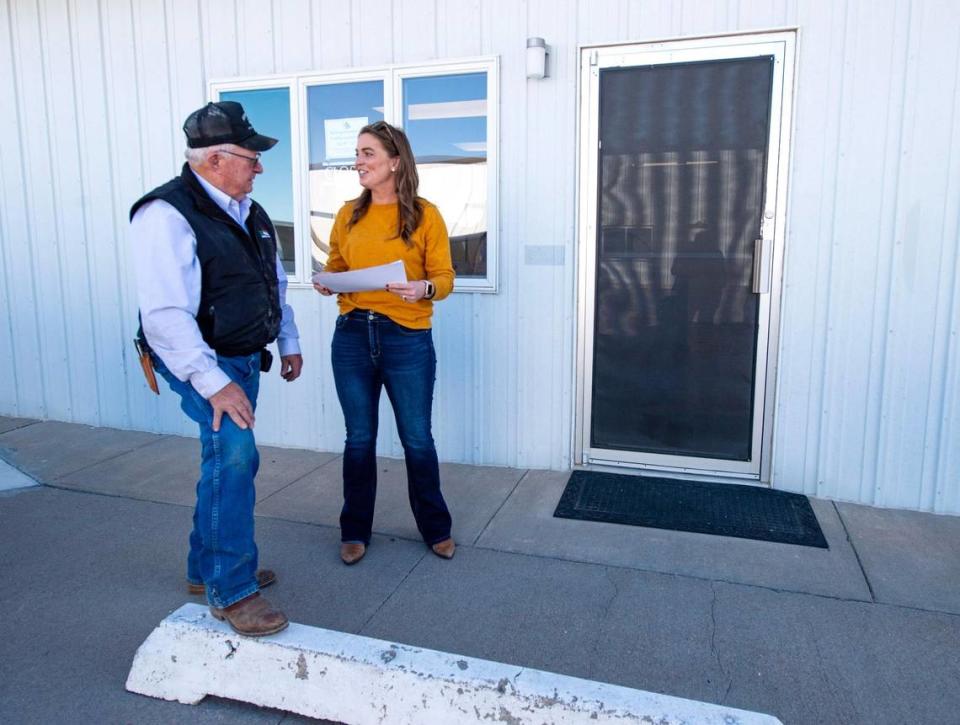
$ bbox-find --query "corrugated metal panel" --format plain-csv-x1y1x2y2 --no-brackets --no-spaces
874,0,960,513
772,0,960,513
0,0,32,417
0,0,958,513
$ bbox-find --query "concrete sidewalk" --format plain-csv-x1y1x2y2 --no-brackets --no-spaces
1,415,958,724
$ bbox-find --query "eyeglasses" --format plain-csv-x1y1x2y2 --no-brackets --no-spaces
219,149,262,167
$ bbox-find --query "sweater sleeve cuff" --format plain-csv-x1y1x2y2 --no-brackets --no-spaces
190,367,232,400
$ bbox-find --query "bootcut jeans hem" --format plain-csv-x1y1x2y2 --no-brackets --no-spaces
208,581,260,609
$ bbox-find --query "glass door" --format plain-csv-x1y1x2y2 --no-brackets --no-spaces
577,34,795,479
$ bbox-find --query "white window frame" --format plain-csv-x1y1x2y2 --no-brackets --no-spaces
210,55,499,293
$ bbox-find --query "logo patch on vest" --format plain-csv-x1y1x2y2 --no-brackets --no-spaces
259,230,271,239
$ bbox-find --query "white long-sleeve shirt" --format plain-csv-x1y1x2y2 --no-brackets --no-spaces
132,168,300,399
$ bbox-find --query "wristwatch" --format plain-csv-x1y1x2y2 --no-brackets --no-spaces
423,280,436,300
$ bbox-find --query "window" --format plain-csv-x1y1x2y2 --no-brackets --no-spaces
211,57,498,291
401,72,489,279
217,85,296,274
305,79,384,273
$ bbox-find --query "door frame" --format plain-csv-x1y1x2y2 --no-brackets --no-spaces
573,29,798,482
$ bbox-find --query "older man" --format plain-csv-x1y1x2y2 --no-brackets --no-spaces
131,101,302,636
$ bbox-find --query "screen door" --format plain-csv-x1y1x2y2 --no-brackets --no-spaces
577,33,795,479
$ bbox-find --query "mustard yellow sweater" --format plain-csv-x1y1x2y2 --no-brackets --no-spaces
325,199,455,329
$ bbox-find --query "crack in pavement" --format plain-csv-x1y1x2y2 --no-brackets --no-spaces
709,581,733,704
586,567,622,679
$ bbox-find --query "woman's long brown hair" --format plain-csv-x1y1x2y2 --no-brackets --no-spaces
348,121,422,246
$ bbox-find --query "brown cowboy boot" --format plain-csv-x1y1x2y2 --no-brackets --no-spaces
210,593,288,637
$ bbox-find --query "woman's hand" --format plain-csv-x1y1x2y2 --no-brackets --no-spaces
313,283,334,296
385,280,427,303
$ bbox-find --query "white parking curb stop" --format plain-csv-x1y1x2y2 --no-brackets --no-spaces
126,603,782,724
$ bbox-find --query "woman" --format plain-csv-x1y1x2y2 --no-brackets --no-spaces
314,121,456,565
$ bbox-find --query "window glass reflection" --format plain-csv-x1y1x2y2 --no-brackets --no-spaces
220,88,295,273
402,72,487,278
307,81,384,271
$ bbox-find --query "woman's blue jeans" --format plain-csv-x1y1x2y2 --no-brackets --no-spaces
332,310,452,546
153,352,262,608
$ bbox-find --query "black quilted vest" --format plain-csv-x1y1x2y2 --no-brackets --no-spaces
130,164,281,356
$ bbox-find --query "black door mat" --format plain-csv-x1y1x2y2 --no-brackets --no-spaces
554,470,828,548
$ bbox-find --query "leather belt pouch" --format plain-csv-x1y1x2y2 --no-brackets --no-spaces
134,338,160,395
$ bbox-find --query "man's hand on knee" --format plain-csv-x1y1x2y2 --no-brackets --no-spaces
209,382,255,431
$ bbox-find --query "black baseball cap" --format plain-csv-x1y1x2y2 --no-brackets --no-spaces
183,101,278,151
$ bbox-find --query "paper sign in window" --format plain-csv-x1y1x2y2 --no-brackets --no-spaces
324,117,368,161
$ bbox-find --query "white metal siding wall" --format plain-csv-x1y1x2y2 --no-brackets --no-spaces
771,0,960,514
1,0,958,513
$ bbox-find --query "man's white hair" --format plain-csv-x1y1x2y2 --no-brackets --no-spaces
184,144,232,165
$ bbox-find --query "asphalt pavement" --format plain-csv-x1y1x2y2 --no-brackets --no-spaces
1,415,958,724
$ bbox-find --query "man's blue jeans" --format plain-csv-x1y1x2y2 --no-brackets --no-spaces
154,352,262,608
331,310,452,546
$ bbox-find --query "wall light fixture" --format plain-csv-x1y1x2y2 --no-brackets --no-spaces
526,37,549,80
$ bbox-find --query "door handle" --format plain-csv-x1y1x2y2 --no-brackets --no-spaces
752,238,771,294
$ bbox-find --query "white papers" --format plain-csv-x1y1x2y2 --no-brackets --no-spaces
323,117,367,161
311,260,407,293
